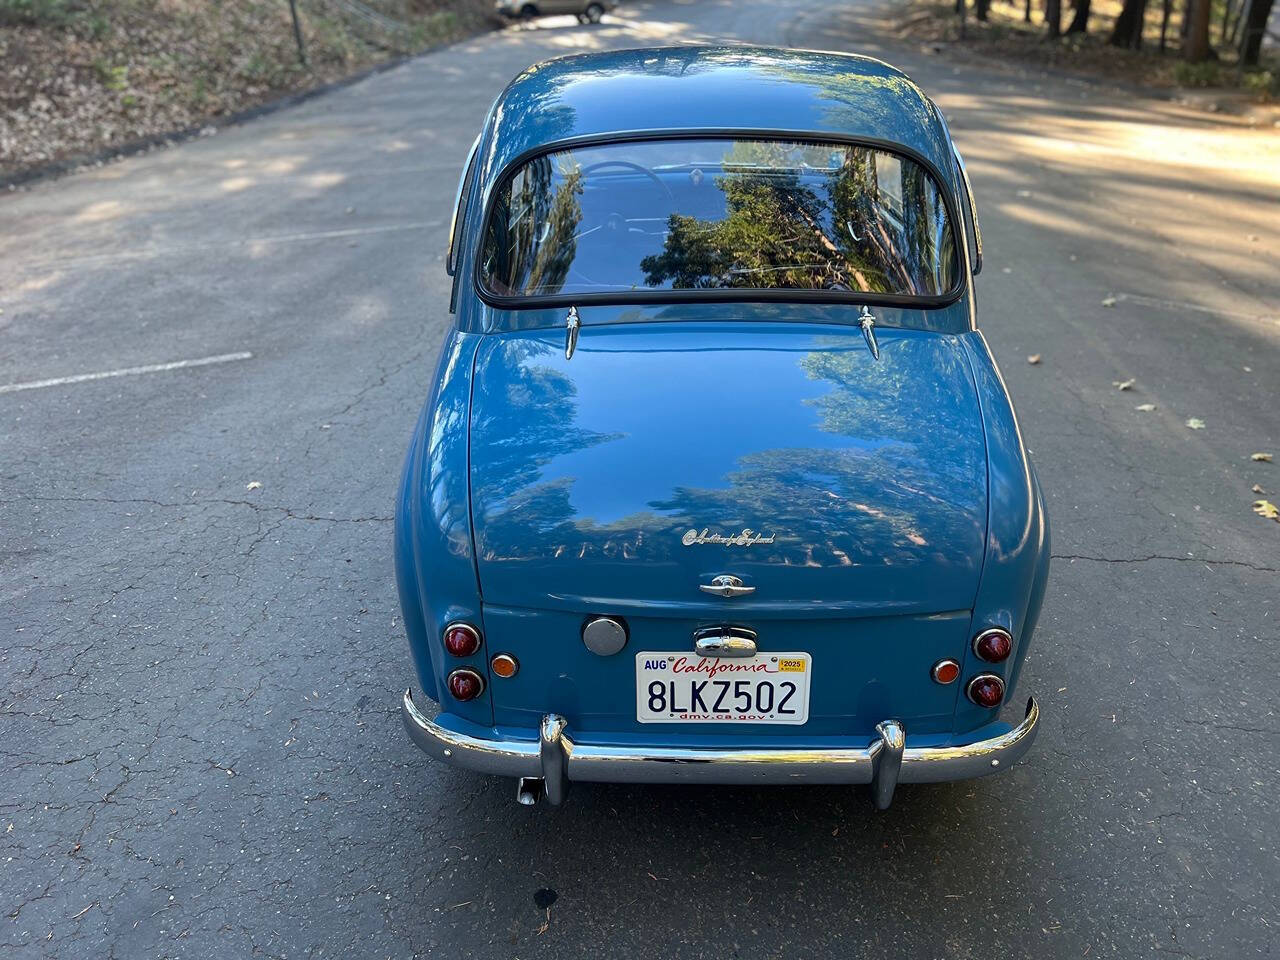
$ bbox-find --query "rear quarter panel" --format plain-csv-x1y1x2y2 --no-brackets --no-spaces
958,330,1051,733
394,328,491,721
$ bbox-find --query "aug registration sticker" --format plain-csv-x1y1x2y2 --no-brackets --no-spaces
634,651,812,724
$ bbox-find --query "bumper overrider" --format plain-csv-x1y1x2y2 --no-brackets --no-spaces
401,690,1040,809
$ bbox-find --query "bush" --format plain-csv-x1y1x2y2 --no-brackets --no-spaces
1173,60,1224,87
1240,69,1278,98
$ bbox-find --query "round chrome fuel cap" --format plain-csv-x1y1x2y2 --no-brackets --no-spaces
582,617,628,656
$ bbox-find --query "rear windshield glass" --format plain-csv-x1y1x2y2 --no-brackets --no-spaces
480,138,959,302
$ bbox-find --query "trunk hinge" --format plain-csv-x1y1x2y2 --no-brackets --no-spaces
564,305,581,360
859,306,880,360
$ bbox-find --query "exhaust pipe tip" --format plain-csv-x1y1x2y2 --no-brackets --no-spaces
516,777,543,806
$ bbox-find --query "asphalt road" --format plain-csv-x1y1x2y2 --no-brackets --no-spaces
3,0,1279,957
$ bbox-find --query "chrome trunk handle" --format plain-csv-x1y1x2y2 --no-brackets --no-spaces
698,575,755,598
693,626,758,658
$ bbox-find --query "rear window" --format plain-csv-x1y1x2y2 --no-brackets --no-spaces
479,137,959,303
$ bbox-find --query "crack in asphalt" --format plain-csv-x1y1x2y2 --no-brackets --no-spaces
1050,552,1278,574
1,495,392,524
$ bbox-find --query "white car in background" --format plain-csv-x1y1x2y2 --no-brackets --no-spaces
496,0,613,22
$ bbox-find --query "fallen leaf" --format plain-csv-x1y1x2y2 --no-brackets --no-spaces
1101,296,1117,307
246,481,262,490
1027,354,1042,365
1134,403,1156,411
1254,499,1280,521
1185,418,1206,430
1016,189,1032,197
1113,379,1135,391
1001,267,1013,274
1252,484,1266,494
1250,452,1273,462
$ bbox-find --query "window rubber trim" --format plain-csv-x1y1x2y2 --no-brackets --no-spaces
472,128,969,311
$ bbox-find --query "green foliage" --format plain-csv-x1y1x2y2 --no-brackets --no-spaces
80,10,108,37
1173,60,1224,87
0,0,83,26
1240,69,1277,97
1173,61,1278,97
93,59,129,91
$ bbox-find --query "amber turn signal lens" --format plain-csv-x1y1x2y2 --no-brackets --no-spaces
973,628,1013,663
931,659,960,684
443,622,481,658
966,673,1005,708
447,668,485,701
490,654,518,678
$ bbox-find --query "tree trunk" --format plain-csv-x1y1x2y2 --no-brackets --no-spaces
1240,0,1275,63
1159,0,1174,48
976,0,990,20
1025,0,1033,20
1184,0,1213,58
1219,0,1234,43
1109,0,1149,46
1067,0,1092,32
1046,0,1062,35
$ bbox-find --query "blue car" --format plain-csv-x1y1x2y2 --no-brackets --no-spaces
396,46,1050,810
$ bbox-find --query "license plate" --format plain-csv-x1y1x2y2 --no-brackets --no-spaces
635,651,811,724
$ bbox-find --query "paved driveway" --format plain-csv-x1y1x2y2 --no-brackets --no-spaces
3,0,1278,956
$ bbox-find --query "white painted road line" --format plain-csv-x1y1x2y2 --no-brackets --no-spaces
0,351,253,395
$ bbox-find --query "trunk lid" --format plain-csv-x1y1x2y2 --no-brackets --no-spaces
469,322,988,615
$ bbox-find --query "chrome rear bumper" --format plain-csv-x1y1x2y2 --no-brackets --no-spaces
401,690,1040,810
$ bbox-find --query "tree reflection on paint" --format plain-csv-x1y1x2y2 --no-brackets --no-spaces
470,339,620,561
470,334,985,572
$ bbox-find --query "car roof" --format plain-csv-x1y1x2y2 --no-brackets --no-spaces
477,46,957,194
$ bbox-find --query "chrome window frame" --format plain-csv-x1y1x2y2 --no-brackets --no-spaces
446,134,482,278
953,147,982,277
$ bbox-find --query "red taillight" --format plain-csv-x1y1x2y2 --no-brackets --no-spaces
443,622,481,658
973,628,1013,663
447,668,485,701
932,659,960,684
966,673,1005,708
